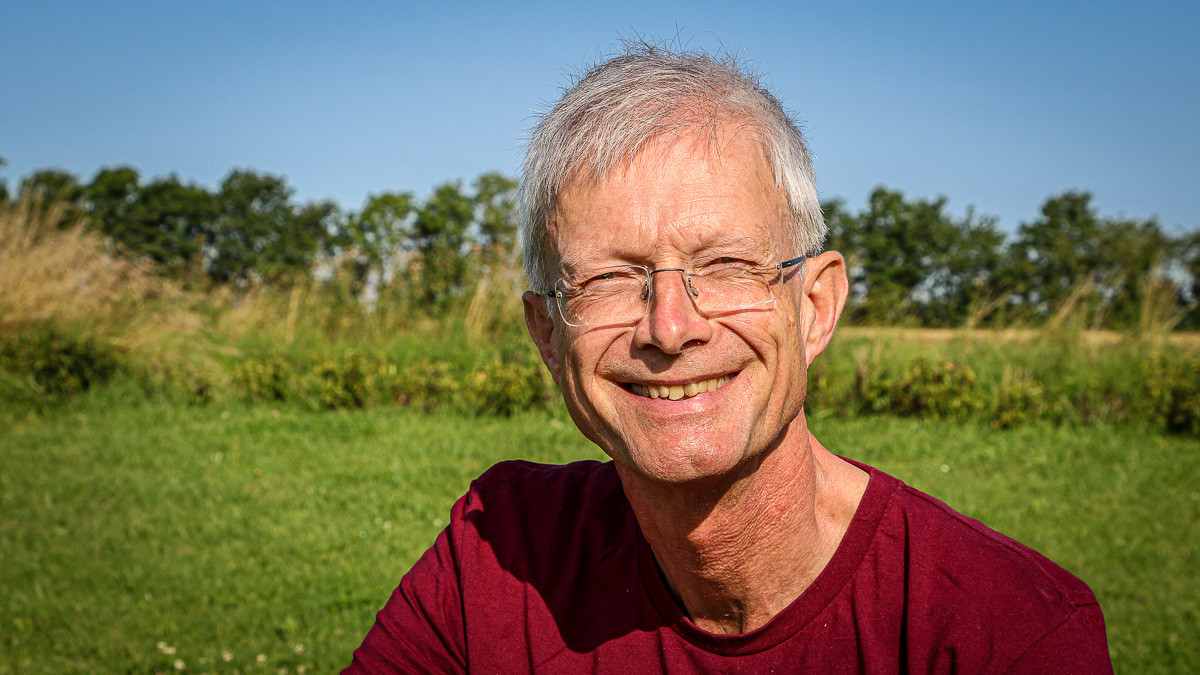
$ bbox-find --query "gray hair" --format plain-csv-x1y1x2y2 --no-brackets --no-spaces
520,45,825,291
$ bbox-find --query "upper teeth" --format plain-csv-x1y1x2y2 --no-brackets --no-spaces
629,375,733,401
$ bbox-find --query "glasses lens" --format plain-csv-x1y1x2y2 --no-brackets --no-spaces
556,267,648,326
556,261,784,327
691,262,781,313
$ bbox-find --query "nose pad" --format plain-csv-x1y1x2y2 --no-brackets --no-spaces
646,268,697,302
644,268,702,317
634,267,713,352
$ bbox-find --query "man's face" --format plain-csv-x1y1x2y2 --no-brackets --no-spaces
532,126,815,485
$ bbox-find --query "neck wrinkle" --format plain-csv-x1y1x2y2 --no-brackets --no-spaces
618,421,850,635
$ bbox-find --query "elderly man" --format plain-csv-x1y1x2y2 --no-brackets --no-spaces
347,47,1111,672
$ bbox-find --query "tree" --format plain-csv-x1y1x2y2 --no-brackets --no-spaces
344,191,415,289
17,169,83,225
0,156,9,205
127,177,219,273
83,166,141,231
208,170,338,283
835,187,1005,326
472,172,519,260
412,182,476,309
1006,191,1168,327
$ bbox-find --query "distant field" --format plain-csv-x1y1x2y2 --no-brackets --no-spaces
837,325,1200,348
1,385,1196,672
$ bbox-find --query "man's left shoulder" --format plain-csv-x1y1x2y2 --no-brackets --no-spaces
890,481,1098,609
867,475,1111,671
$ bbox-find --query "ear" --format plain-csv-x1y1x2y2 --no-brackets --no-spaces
800,251,848,366
523,291,563,387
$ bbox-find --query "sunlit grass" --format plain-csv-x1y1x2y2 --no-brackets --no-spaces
2,385,1196,672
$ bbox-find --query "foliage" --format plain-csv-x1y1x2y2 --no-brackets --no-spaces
208,170,341,284
990,368,1053,429
1141,355,1200,436
0,327,120,412
13,158,1198,330
854,358,981,419
85,166,218,274
304,352,371,410
1003,191,1171,329
826,188,1006,327
232,349,553,416
825,188,1196,330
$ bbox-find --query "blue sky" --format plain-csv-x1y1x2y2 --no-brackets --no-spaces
2,1,1197,234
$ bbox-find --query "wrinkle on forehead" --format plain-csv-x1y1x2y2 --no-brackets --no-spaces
549,124,789,271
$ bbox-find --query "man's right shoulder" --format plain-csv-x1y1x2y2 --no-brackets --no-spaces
465,458,621,512
455,459,632,560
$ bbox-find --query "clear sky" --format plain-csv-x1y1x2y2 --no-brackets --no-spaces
2,1,1197,234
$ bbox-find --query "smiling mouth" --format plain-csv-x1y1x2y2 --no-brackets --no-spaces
622,374,735,401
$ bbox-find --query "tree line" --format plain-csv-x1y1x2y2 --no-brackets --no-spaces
4,162,1198,329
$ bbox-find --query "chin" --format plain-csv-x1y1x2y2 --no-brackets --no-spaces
618,432,757,486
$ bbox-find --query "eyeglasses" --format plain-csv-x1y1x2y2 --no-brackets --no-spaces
545,254,807,328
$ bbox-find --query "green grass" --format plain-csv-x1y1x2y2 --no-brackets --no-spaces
2,385,1197,672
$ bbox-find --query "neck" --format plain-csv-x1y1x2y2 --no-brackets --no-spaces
616,421,868,635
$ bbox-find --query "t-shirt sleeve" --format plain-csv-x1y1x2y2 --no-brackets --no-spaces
1006,603,1112,674
343,496,469,674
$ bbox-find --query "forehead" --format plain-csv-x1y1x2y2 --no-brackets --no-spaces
550,126,788,265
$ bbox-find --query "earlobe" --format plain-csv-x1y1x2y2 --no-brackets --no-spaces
523,291,563,386
801,252,849,366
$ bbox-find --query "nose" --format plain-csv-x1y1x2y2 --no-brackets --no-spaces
632,268,714,354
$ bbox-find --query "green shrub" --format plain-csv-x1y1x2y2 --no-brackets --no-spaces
991,368,1057,428
387,355,553,416
1142,355,1200,436
389,359,460,412
855,358,981,420
0,328,121,408
303,351,370,409
460,357,547,416
236,356,294,402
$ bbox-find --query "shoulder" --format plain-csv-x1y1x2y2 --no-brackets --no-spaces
453,460,634,576
854,465,1110,671
889,477,1098,609
464,459,623,515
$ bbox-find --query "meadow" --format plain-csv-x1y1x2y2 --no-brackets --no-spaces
2,382,1198,672
2,195,1199,671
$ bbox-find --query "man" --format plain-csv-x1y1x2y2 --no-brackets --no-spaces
347,46,1111,672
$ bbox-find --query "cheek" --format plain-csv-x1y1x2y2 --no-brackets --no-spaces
557,334,610,409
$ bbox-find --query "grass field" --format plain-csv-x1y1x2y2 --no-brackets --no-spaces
2,383,1197,672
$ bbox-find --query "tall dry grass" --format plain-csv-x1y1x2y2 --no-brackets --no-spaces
0,194,207,361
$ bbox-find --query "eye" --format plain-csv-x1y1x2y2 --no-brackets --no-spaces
574,266,644,293
711,256,751,266
698,256,760,275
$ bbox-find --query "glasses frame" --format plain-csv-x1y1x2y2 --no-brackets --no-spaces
544,254,808,328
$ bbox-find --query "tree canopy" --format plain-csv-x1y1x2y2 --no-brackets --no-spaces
7,163,1197,329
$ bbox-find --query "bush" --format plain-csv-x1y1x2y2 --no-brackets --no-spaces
387,355,553,416
460,357,548,416
236,357,293,402
854,358,981,420
389,359,460,412
303,351,370,409
990,368,1058,429
1142,355,1200,436
0,328,121,409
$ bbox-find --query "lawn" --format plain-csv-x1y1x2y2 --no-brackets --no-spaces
1,385,1196,672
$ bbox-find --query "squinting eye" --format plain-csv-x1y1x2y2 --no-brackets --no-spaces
577,268,643,289
703,257,757,270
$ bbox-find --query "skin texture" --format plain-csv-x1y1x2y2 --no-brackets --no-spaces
523,124,868,634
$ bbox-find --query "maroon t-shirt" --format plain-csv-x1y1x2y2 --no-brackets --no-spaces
347,459,1111,673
